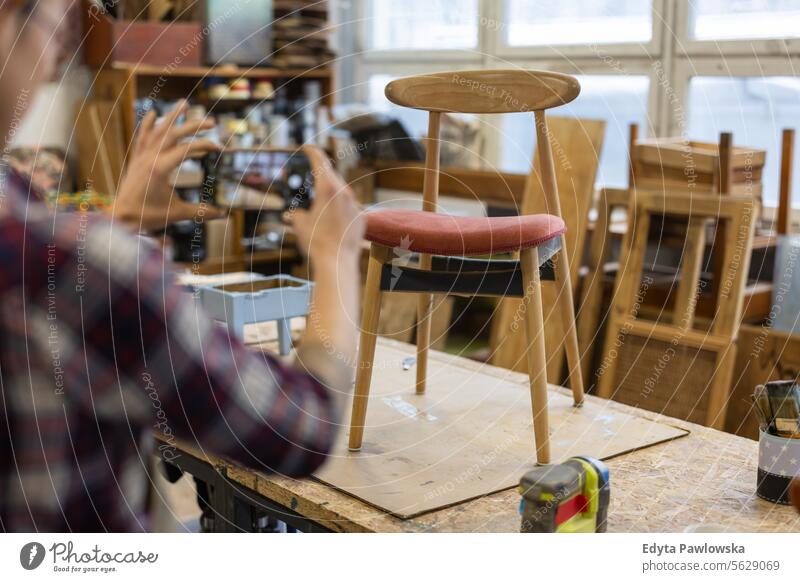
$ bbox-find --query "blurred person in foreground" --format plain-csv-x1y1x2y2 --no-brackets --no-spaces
0,0,364,531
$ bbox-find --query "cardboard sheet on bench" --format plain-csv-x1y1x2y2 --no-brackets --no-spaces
315,341,689,519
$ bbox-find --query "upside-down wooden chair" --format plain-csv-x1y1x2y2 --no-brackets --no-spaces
578,126,777,387
595,190,757,428
348,70,586,465
578,125,736,385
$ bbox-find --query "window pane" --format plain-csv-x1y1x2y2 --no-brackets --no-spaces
505,0,652,46
691,0,800,40
688,77,800,207
499,76,650,189
367,0,478,51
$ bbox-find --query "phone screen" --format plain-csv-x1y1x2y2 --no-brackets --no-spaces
204,149,314,211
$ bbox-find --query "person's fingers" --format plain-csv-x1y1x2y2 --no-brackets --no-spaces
152,99,188,141
162,139,221,169
303,144,332,173
284,210,311,252
134,109,157,150
303,145,336,196
326,183,359,210
166,118,216,145
283,207,308,226
304,145,354,205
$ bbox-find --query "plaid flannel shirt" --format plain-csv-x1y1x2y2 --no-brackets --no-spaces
0,170,346,532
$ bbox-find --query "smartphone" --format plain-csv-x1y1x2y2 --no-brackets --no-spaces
203,148,314,212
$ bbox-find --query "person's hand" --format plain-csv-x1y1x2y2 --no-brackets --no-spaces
110,100,224,232
291,147,364,374
289,145,365,266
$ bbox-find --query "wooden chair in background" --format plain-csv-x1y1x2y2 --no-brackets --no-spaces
577,126,777,388
595,191,757,428
489,116,605,381
348,70,586,465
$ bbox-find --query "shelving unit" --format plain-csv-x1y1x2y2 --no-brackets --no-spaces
272,0,333,68
91,61,334,154
87,56,335,275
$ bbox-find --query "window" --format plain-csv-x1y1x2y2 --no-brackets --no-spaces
341,0,800,208
500,76,650,188
365,0,479,51
690,0,800,40
505,0,652,46
687,76,800,207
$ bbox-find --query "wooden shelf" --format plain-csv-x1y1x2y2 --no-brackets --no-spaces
195,97,274,106
107,61,332,79
194,97,276,113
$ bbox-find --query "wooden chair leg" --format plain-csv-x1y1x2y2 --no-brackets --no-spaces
577,200,611,385
533,111,584,405
520,248,551,465
415,292,433,394
553,236,585,407
348,244,392,451
596,208,651,400
415,111,442,395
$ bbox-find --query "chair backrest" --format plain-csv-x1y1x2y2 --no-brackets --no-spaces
383,70,581,221
385,70,580,114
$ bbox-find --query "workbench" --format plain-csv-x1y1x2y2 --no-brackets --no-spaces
158,334,800,533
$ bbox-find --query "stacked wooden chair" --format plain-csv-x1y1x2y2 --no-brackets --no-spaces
594,190,756,428
347,70,586,465
579,125,760,427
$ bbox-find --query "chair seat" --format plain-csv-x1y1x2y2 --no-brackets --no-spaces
365,209,565,256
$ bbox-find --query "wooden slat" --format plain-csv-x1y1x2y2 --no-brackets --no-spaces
577,189,617,383
107,62,333,79
596,202,652,400
637,191,753,217
778,128,795,235
628,123,638,189
367,160,527,208
623,318,730,351
672,217,708,330
717,132,733,194
711,198,758,339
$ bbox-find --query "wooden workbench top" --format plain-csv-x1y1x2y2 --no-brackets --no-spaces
177,335,800,533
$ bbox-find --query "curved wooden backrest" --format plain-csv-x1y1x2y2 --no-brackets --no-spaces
385,69,580,114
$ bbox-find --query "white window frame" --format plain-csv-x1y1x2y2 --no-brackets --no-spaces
670,56,800,135
490,0,667,60
355,0,484,64
674,0,800,57
336,0,800,209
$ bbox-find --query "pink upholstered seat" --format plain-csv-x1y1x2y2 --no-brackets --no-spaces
365,209,566,256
